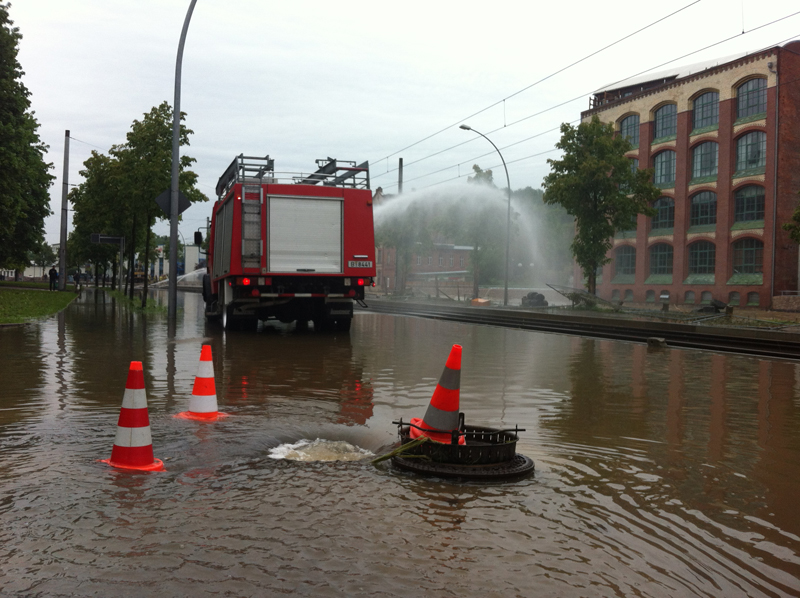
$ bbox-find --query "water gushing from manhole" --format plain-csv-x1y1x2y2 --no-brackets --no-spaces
268,439,374,462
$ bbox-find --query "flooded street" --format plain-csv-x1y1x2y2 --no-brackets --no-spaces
1,289,799,597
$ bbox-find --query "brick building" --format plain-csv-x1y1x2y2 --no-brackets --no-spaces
581,41,800,308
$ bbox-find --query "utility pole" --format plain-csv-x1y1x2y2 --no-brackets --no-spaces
168,0,197,325
398,158,403,194
58,130,70,291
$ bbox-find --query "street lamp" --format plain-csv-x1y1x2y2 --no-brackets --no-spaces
459,124,512,306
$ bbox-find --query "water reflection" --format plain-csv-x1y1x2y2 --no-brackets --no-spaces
0,290,799,596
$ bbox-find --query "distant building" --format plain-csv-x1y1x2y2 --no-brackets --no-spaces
581,41,800,308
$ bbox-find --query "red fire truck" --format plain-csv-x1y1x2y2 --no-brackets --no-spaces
202,155,376,331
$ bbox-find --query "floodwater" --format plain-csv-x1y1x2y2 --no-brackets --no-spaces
1,289,799,597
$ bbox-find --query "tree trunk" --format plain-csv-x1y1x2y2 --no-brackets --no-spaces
141,220,152,309
127,214,137,300
111,261,117,290
472,249,480,299
95,263,99,287
587,270,596,295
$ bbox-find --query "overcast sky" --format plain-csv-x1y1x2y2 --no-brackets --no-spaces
9,0,800,245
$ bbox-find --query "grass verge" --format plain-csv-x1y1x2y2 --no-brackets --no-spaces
0,288,76,324
0,280,51,290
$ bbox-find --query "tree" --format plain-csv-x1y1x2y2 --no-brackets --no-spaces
28,238,56,276
542,116,659,294
782,191,800,244
111,102,207,305
374,194,433,293
0,3,54,272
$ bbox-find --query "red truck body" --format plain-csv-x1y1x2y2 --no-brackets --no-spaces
202,155,375,331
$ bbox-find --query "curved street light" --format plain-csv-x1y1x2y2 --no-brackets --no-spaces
459,124,512,306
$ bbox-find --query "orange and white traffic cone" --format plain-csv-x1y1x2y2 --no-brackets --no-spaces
175,345,227,421
101,361,165,471
410,344,466,445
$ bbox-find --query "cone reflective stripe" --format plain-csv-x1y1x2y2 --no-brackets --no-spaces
101,361,164,471
176,345,227,421
410,344,466,445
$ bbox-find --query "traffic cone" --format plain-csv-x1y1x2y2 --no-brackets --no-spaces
101,361,165,471
175,345,227,421
410,344,466,445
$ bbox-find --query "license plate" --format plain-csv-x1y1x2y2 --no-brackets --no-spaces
348,260,373,268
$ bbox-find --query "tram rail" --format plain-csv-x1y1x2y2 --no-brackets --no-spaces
359,300,800,361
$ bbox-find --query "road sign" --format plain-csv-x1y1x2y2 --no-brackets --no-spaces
155,190,191,217
91,234,124,244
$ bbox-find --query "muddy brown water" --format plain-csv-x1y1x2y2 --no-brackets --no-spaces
1,289,799,597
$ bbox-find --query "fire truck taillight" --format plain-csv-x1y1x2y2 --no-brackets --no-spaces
357,278,365,286
250,289,260,297
240,277,251,286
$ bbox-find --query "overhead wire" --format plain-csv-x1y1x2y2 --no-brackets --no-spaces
370,0,703,172
379,14,800,192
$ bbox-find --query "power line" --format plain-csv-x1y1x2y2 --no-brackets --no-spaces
370,0,702,169
379,18,800,191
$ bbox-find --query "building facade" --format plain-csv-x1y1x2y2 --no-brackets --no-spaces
581,42,800,308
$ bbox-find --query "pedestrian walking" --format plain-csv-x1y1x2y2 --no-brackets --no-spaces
48,266,57,291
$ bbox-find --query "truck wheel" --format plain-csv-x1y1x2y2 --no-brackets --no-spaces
334,317,352,332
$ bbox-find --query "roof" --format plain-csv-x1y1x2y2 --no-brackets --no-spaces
594,52,749,94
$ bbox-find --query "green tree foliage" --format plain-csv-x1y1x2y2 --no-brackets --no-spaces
542,116,659,294
70,102,207,305
28,238,56,274
0,3,54,271
781,191,800,244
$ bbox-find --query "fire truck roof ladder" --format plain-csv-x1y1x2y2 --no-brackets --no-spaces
216,154,275,198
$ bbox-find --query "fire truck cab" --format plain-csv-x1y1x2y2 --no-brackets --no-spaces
203,155,376,331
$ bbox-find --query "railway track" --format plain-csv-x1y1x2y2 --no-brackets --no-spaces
360,300,800,361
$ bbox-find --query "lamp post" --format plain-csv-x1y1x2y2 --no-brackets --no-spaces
459,124,512,306
168,0,197,325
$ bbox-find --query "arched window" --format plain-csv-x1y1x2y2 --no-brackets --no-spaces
646,290,655,302
654,104,677,138
693,91,719,129
690,191,717,226
692,142,718,179
732,238,764,274
615,245,636,276
620,115,639,146
611,289,620,301
734,185,765,222
737,78,767,119
747,292,760,305
728,291,740,306
653,151,676,186
685,290,696,303
735,131,766,171
701,291,713,304
651,197,674,230
688,241,716,274
624,289,634,302
649,243,673,275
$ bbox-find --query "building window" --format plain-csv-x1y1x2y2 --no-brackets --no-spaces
728,291,740,306
737,78,767,119
653,151,676,186
615,246,636,276
693,91,719,129
460,256,464,267
692,142,718,179
734,185,765,222
651,197,674,230
646,290,655,302
732,238,764,274
747,292,760,305
688,241,716,274
620,114,639,146
735,131,766,172
428,257,432,265
654,104,677,139
690,191,717,226
649,244,673,275
624,289,634,302
685,290,696,303
416,256,421,265
701,291,713,304
438,256,443,266
449,256,454,267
